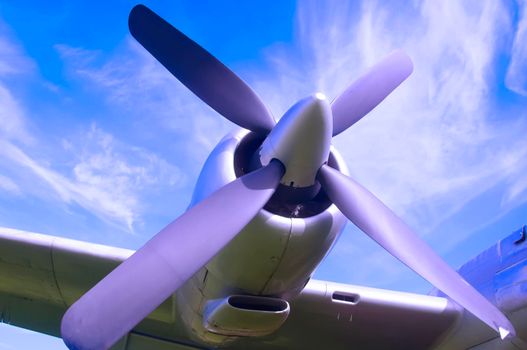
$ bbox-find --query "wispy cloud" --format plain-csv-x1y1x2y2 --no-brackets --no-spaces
0,30,185,233
0,84,33,144
0,174,19,195
55,40,232,162
505,0,527,96
0,32,33,144
0,125,185,232
0,22,35,77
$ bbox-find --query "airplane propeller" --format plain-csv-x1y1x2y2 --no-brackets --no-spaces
61,4,515,349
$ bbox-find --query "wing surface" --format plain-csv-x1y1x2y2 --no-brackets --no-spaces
0,227,203,350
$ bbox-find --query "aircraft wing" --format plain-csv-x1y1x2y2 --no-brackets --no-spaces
1,227,521,350
0,227,196,350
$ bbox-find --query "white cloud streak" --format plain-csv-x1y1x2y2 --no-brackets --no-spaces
0,174,19,195
55,41,231,162
0,84,32,143
505,0,527,95
0,31,185,233
0,125,185,232
0,26,35,77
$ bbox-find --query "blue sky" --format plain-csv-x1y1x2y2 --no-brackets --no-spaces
0,0,526,348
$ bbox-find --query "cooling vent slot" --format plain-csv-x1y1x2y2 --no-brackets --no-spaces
332,292,360,304
228,295,288,312
203,295,290,337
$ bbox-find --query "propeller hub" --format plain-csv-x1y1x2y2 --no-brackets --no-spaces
259,93,332,188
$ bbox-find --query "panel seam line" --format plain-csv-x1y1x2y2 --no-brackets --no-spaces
50,238,68,308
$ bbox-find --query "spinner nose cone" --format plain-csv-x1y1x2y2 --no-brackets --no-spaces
260,93,333,187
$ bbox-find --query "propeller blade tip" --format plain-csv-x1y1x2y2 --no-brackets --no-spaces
61,306,108,350
390,50,414,77
498,326,515,340
128,4,144,34
315,92,327,101
129,4,147,19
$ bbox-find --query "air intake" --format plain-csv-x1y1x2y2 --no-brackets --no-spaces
203,295,290,337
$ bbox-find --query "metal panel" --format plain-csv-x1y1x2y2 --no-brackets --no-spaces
109,333,205,350
0,228,63,305
0,292,64,337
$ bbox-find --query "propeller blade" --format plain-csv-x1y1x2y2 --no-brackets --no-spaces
61,161,285,350
331,50,413,136
318,164,516,339
129,4,275,133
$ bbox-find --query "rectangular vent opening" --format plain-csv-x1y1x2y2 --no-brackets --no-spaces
332,292,359,304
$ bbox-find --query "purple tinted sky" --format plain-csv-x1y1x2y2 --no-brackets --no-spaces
0,0,526,348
